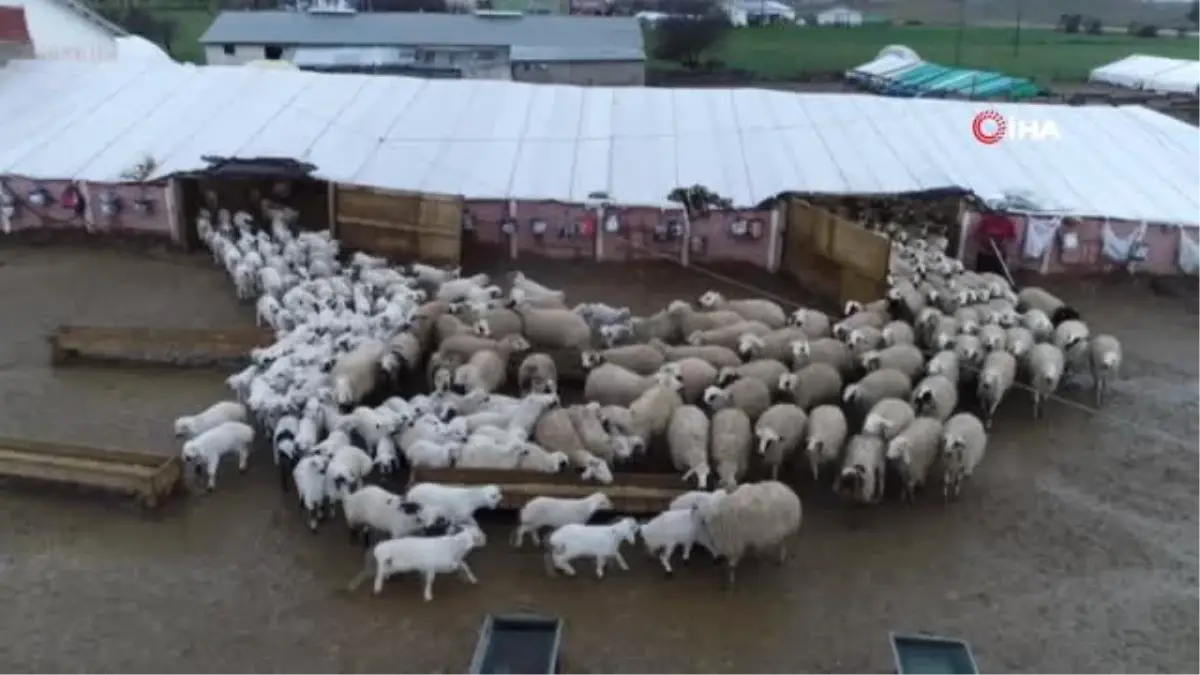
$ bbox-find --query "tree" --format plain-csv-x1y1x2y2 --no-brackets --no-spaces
97,6,178,53
1057,13,1082,34
1085,18,1102,35
1188,1,1198,25
650,15,731,69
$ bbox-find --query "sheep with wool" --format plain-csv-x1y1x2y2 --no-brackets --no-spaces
804,404,848,480
567,403,632,464
786,307,833,339
882,320,916,347
405,482,503,527
978,324,1008,353
452,334,532,395
343,485,441,546
668,404,712,488
691,480,802,587
545,517,640,579
181,421,255,492
711,407,753,490
349,525,487,601
778,362,844,411
941,412,988,500
697,291,787,329
687,320,772,349
736,327,810,362
754,403,807,481
977,350,1018,429
658,357,720,404
628,373,685,449
534,407,614,484
925,349,961,385
640,507,707,574
832,306,888,341
862,398,916,441
666,300,744,337
404,438,460,469
1024,343,1065,420
649,339,743,369
1088,334,1122,407
292,454,331,531
1017,286,1081,326
325,444,375,500
716,359,789,390
512,492,613,547
835,434,887,505
509,302,594,350
885,417,944,503
789,337,855,378
517,352,559,395
583,362,666,407
332,339,398,408
174,401,248,439
580,344,665,376
668,488,727,512
861,343,926,381
702,377,771,423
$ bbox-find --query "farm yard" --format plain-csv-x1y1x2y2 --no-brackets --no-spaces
0,234,1195,673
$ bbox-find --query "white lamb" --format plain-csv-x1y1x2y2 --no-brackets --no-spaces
343,485,441,545
326,444,375,500
512,492,613,547
405,438,459,469
292,454,330,531
405,482,503,527
180,421,255,491
545,517,640,579
668,488,727,512
349,526,487,601
640,508,705,573
173,401,248,439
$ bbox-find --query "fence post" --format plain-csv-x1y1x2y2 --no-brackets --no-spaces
507,200,518,260
165,178,182,248
767,205,782,273
326,182,337,239
681,209,692,267
594,204,605,262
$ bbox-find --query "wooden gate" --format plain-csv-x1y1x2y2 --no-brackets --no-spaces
333,186,464,267
781,199,891,309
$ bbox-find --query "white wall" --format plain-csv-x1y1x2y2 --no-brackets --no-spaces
4,0,118,60
816,8,863,26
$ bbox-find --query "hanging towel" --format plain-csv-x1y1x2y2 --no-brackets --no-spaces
1022,216,1061,259
1178,229,1199,275
1101,221,1148,262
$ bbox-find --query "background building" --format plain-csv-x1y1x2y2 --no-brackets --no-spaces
199,6,646,85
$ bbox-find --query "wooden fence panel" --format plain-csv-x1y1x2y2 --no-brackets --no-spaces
334,186,463,267
781,198,892,310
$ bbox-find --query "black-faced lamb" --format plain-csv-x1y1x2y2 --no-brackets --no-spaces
545,517,640,579
911,374,958,422
804,404,848,480
348,526,486,600
977,350,1017,429
180,421,255,491
512,492,613,547
659,356,719,403
517,352,558,395
703,378,772,422
941,412,988,500
1024,343,1065,420
174,400,248,439
885,417,943,503
668,404,713,488
861,343,925,380
580,344,665,375
343,485,441,547
405,482,503,527
640,508,706,573
691,480,802,587
716,359,789,390
790,337,855,377
1088,334,1122,407
326,444,375,499
863,398,916,441
835,434,886,505
754,403,807,480
710,407,753,490
778,362,844,411
697,291,787,328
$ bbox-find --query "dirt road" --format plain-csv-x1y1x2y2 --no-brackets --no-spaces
0,247,1194,673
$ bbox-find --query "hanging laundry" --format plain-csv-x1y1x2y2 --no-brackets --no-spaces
1178,229,1199,275
1101,221,1148,262
1022,216,1061,259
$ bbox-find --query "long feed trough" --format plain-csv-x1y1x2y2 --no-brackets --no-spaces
49,325,274,369
0,436,181,508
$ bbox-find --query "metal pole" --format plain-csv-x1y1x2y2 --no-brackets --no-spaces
953,0,966,66
1013,0,1023,57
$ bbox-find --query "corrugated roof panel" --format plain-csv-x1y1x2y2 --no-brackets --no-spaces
0,60,1196,227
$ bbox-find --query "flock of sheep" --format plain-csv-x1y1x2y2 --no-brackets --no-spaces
171,208,1123,597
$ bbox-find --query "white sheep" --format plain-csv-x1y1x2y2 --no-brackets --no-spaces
832,307,888,341
510,304,593,350
860,343,925,381
789,337,854,377
512,492,613,547
453,335,531,394
737,327,810,362
835,434,886,505
862,398,916,441
925,349,961,384
510,271,565,304
668,404,712,488
580,344,665,375
691,480,802,587
1024,343,1065,420
1017,286,1081,326
332,340,397,407
977,350,1017,429
651,338,742,369
754,403,807,481
343,485,440,545
697,291,787,328
659,356,720,403
911,374,958,422
667,300,744,336
711,407,753,490
517,352,559,395
566,403,629,465
843,368,913,417
1004,326,1036,359
804,404,848,480
583,362,663,407
1021,308,1054,342
1052,319,1091,367
292,454,330,531
640,508,706,573
180,421,255,491
778,362,844,411
534,408,614,484
786,307,833,338
978,324,1008,352
349,526,487,601
882,320,916,346
326,444,375,499
702,378,771,422
885,417,944,503
668,488,727,512
1088,334,1122,407
942,413,988,500
688,320,772,349
405,438,459,469
545,517,640,579
716,359,789,390
405,482,503,527
173,401,248,439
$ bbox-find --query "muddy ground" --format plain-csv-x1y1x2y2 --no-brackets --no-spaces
0,246,1195,674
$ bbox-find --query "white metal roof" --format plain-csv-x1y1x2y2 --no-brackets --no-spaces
1,58,1197,227
846,53,921,81
1084,53,1195,90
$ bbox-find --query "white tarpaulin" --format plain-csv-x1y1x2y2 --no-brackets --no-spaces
1089,54,1200,95
0,59,1197,227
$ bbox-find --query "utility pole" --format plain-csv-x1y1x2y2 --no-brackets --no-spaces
952,0,966,66
1013,0,1023,57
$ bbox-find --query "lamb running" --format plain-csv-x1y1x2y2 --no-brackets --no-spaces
546,517,640,579
1024,343,1065,420
348,526,487,601
405,483,504,527
174,401,248,439
343,485,442,547
512,492,613,547
640,507,706,574
180,421,255,492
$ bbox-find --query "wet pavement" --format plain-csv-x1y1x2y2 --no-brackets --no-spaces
0,247,1195,674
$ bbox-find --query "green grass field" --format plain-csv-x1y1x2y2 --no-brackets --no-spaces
663,25,1200,82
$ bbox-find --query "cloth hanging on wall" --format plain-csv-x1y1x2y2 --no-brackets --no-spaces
1178,229,1199,275
1101,221,1148,262
1022,216,1061,259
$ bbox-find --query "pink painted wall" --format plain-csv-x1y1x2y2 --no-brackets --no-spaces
513,201,596,261
689,210,773,266
962,209,1192,276
1,176,173,239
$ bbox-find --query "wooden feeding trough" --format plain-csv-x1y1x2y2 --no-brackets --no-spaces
468,613,564,675
407,468,687,515
889,632,980,675
0,436,181,508
49,325,274,369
